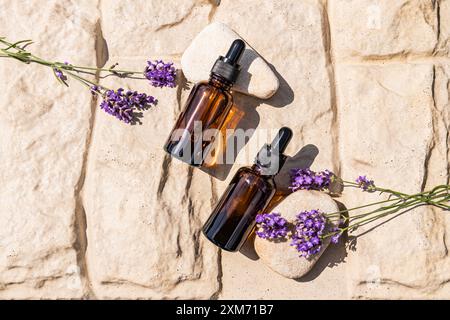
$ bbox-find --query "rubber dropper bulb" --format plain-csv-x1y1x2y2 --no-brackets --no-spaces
271,127,293,153
224,39,245,65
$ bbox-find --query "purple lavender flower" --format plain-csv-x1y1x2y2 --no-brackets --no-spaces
145,60,176,88
290,168,334,192
99,88,157,124
330,226,342,244
356,175,375,192
330,233,340,244
255,212,289,240
290,209,327,258
53,68,67,81
90,85,100,95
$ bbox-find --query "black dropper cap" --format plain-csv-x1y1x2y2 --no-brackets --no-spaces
255,127,293,176
211,39,245,84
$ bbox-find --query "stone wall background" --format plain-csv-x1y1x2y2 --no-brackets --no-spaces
0,0,449,299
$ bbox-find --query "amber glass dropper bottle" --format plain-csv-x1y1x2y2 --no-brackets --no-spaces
164,39,246,167
202,127,293,252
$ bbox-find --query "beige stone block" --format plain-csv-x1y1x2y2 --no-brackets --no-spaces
100,0,215,57
336,63,447,298
0,0,99,299
330,0,438,59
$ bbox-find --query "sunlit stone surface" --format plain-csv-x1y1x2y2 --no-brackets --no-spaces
0,0,449,299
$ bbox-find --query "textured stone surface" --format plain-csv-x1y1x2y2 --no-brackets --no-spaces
82,59,219,299
336,63,440,298
0,0,449,300
100,0,215,58
255,191,339,279
0,0,99,299
438,0,450,55
181,22,280,99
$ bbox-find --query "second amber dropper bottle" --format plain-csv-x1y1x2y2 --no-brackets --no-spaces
202,127,293,252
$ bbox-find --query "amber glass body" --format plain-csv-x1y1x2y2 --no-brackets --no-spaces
164,74,233,167
202,165,276,252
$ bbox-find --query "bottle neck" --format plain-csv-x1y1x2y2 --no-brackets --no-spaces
251,154,287,177
209,73,233,91
251,164,275,178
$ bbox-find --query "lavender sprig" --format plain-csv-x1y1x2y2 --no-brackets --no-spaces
256,168,450,259
0,37,176,124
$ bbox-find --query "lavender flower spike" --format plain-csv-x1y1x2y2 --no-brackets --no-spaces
145,60,176,88
356,175,375,192
255,212,289,240
290,209,327,258
99,88,157,124
290,168,334,192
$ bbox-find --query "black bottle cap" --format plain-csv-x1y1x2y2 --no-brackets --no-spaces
255,127,293,176
211,39,245,84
